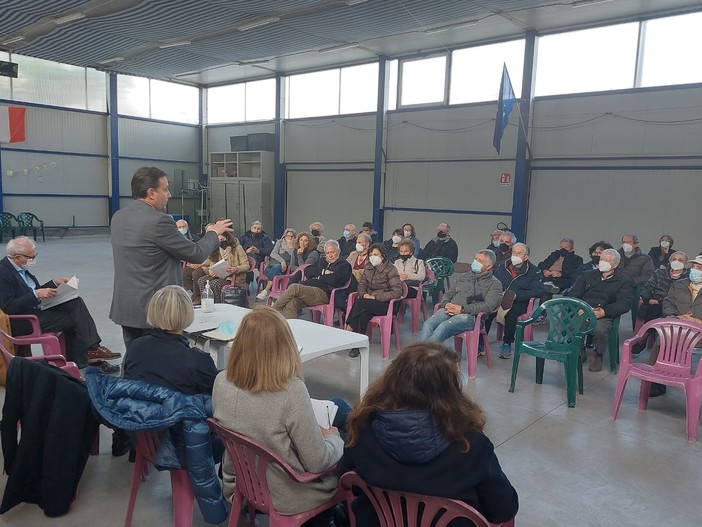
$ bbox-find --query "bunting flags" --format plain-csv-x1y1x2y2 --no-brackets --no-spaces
493,64,516,154
0,106,26,143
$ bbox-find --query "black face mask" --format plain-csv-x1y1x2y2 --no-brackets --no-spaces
437,231,447,239
311,229,321,237
559,248,569,257
219,241,228,249
499,243,510,252
591,255,600,265
399,254,411,261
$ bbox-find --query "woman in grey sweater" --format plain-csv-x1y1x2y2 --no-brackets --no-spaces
212,306,346,525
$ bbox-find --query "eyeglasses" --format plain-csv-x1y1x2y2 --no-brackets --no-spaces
17,253,37,259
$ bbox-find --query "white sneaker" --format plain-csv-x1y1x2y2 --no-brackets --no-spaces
256,290,269,301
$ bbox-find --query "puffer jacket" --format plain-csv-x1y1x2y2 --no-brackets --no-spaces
85,368,228,525
493,260,544,304
441,270,502,315
640,268,688,303
358,260,403,301
566,268,633,319
618,247,655,286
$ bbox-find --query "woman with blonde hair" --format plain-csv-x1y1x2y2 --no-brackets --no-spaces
213,306,350,526
196,219,249,304
337,342,518,527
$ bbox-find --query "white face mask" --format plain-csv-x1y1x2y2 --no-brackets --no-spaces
178,228,188,235
403,230,412,237
670,260,685,271
355,243,364,252
392,235,402,244
24,258,37,268
510,255,523,266
599,260,612,273
622,243,633,254
492,240,500,248
369,255,382,267
660,240,670,249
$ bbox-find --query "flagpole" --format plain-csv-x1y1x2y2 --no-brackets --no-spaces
513,98,533,160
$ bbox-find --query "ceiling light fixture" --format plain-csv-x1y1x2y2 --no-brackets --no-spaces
54,12,86,25
237,16,280,31
345,0,369,5
319,42,359,54
237,59,271,65
98,56,124,64
571,0,614,7
424,20,478,35
158,40,191,49
1,36,25,45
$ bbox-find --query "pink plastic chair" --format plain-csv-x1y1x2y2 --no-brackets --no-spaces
496,297,538,342
207,418,344,527
256,256,270,293
125,430,195,527
0,324,65,358
267,264,310,307
398,281,428,336
304,279,351,327
347,282,408,360
339,471,515,527
611,318,702,443
1,309,67,357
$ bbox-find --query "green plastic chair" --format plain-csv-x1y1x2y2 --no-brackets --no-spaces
17,212,45,242
509,297,597,408
607,315,621,373
1,212,18,243
425,257,454,304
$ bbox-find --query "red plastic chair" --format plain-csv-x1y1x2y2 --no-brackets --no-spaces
207,418,344,527
339,471,515,527
125,430,195,527
304,279,351,327
611,318,702,443
0,308,67,358
347,282,408,360
496,297,538,342
267,264,310,307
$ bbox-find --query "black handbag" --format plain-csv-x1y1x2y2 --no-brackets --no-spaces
221,285,249,308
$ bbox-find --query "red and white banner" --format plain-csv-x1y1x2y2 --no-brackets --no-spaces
0,106,26,143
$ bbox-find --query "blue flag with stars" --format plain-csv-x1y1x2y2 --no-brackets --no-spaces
493,64,516,154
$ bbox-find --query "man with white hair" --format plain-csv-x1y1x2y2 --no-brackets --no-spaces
566,248,633,372
494,231,517,267
422,222,459,263
0,236,119,371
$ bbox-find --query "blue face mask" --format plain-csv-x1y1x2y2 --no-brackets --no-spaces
343,230,350,238
689,268,702,284
471,259,483,273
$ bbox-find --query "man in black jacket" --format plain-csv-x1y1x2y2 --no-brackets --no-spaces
538,237,583,293
272,240,352,319
422,223,459,263
566,249,633,372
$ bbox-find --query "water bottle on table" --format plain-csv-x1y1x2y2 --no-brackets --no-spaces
202,280,215,313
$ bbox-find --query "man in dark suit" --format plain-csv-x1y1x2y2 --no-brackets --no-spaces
0,236,118,369
110,167,232,347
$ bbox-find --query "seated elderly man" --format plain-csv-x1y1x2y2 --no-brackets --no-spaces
538,238,583,294
176,219,196,240
619,233,655,287
487,229,504,250
239,220,274,271
566,248,633,372
309,221,326,249
419,249,502,342
272,240,352,319
338,223,358,260
494,231,516,267
571,241,613,286
422,222,459,263
0,237,119,371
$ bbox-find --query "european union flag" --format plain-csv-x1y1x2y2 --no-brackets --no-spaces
493,64,516,154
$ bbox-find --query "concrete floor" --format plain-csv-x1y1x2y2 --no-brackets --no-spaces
1,235,701,527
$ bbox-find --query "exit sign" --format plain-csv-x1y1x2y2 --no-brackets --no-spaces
500,172,511,186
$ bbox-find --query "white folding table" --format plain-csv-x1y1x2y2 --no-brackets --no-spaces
185,304,370,395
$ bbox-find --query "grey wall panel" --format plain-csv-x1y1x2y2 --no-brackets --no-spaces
4,195,108,226
118,119,199,160
118,159,199,199
8,105,106,154
383,209,512,264
2,153,108,195
527,169,702,265
207,122,275,152
283,116,375,163
285,169,374,240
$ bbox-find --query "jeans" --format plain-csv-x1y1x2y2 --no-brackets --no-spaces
419,310,475,343
264,262,283,281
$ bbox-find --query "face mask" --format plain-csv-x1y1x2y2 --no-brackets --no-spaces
311,229,321,237
369,255,382,267
343,230,351,238
219,241,228,249
511,255,524,266
591,255,600,265
660,240,670,249
689,268,702,284
471,259,483,273
355,243,364,252
499,243,509,252
399,254,411,261
437,231,447,239
559,248,569,256
599,260,612,273
622,243,633,254
403,230,412,237
392,235,402,244
178,228,188,235
492,240,500,248
24,258,37,268
670,260,685,271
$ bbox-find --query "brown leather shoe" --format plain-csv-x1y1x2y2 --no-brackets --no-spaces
92,360,120,375
87,346,122,360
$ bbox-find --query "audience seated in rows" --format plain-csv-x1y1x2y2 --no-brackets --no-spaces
538,237,583,294
494,231,516,267
337,342,519,527
239,221,274,280
402,223,421,258
196,227,249,304
487,229,503,250
309,221,327,250
347,233,372,283
566,249,633,372
257,227,296,301
419,249,502,343
393,240,426,299
361,222,381,244
571,241,612,287
422,222,459,263
338,223,358,260
618,233,655,288
485,243,545,359
648,234,674,270
382,228,403,262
